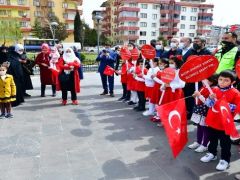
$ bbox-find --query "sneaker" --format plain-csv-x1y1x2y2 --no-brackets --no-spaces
157,122,163,127
188,142,200,149
52,93,56,97
195,145,208,153
128,101,136,105
72,100,78,105
109,93,115,97
200,153,217,163
142,111,154,116
0,113,5,119
62,100,67,105
235,174,240,180
216,160,229,171
24,93,31,97
5,113,13,118
100,91,108,95
118,97,125,101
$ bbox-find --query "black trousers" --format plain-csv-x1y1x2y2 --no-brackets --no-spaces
100,73,114,94
41,84,56,96
62,90,77,101
122,83,127,98
208,127,231,163
137,91,146,110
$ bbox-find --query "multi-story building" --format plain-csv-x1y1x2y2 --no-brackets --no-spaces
98,0,214,45
0,0,83,44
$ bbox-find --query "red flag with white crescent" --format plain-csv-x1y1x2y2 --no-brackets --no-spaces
157,98,188,158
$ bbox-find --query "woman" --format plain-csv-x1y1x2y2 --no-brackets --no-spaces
35,43,56,97
57,48,80,105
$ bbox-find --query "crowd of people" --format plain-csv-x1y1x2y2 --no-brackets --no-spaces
0,43,83,118
96,32,240,177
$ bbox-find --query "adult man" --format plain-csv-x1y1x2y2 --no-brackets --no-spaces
162,38,182,58
179,37,192,61
183,36,211,119
215,32,240,73
96,48,116,97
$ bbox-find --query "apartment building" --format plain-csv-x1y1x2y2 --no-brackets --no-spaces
0,0,82,43
97,0,214,45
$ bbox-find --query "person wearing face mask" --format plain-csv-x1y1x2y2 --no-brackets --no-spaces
114,46,121,74
155,41,164,58
179,37,192,62
0,64,16,118
35,43,56,97
7,44,25,106
57,48,80,105
162,38,182,59
215,32,240,74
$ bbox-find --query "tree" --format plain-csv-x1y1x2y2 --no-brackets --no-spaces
32,15,69,41
158,36,168,47
74,11,83,45
0,20,22,43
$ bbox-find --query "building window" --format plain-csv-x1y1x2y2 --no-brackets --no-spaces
152,23,156,27
151,31,156,36
140,22,147,27
0,10,7,15
181,7,186,12
48,1,54,7
180,24,185,29
141,4,148,9
0,0,4,4
34,11,41,17
181,16,186,20
140,13,147,18
190,25,196,29
153,4,158,9
152,14,157,19
18,0,25,5
129,31,136,35
129,3,137,7
191,8,197,12
140,31,147,36
180,33,185,37
18,10,25,17
139,40,146,45
128,22,137,26
20,21,27,27
190,16,197,21
62,3,68,8
189,33,195,37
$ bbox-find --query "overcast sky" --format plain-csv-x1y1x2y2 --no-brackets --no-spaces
82,0,239,28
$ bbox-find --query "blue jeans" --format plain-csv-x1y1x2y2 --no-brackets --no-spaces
100,73,114,94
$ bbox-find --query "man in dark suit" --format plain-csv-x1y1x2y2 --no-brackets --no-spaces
96,49,116,97
179,37,192,61
162,38,182,58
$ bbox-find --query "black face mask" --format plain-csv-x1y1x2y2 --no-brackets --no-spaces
193,43,201,50
221,41,235,49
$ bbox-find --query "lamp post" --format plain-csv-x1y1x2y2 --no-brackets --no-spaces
95,15,103,55
50,21,59,46
82,26,85,50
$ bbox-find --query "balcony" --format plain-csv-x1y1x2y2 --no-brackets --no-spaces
0,5,30,10
160,9,170,14
197,20,212,26
118,26,139,31
198,12,213,17
160,18,180,23
118,7,140,12
173,27,179,32
159,27,169,32
121,35,139,40
197,29,211,34
20,27,31,32
118,17,139,22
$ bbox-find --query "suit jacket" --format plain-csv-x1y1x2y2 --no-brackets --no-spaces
96,53,115,73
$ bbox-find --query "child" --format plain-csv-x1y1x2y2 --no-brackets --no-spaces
127,59,138,105
0,64,16,118
142,58,160,116
150,58,169,122
134,59,146,111
49,46,60,72
117,58,128,101
200,70,240,171
188,74,218,153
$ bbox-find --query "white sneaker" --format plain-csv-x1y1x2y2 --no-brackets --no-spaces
195,145,208,153
188,142,200,149
142,111,154,116
216,160,229,171
200,153,217,162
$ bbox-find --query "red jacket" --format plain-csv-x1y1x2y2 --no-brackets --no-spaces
121,63,127,84
135,66,145,91
56,58,81,93
206,87,240,130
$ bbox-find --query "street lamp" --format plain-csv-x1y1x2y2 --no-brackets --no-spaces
50,21,59,45
82,26,85,50
95,15,103,55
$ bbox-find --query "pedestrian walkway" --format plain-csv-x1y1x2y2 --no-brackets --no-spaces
0,72,239,180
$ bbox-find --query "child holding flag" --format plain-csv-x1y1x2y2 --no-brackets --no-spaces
200,70,240,171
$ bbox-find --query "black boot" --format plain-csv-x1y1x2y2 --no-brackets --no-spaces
41,84,46,97
52,85,56,97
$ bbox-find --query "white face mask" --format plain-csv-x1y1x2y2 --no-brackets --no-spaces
156,45,162,50
66,52,71,57
169,64,176,69
0,71,6,76
128,47,133,51
17,50,23,55
170,42,177,49
159,65,165,70
178,42,186,49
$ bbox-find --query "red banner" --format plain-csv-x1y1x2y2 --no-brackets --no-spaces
131,48,139,61
179,55,219,83
141,44,156,60
103,65,115,76
161,68,176,83
235,60,240,79
120,47,131,60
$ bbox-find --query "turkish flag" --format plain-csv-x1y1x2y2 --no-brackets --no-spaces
219,100,239,138
230,25,238,32
103,65,115,76
157,98,188,158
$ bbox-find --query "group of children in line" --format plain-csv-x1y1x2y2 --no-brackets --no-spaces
116,51,240,171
